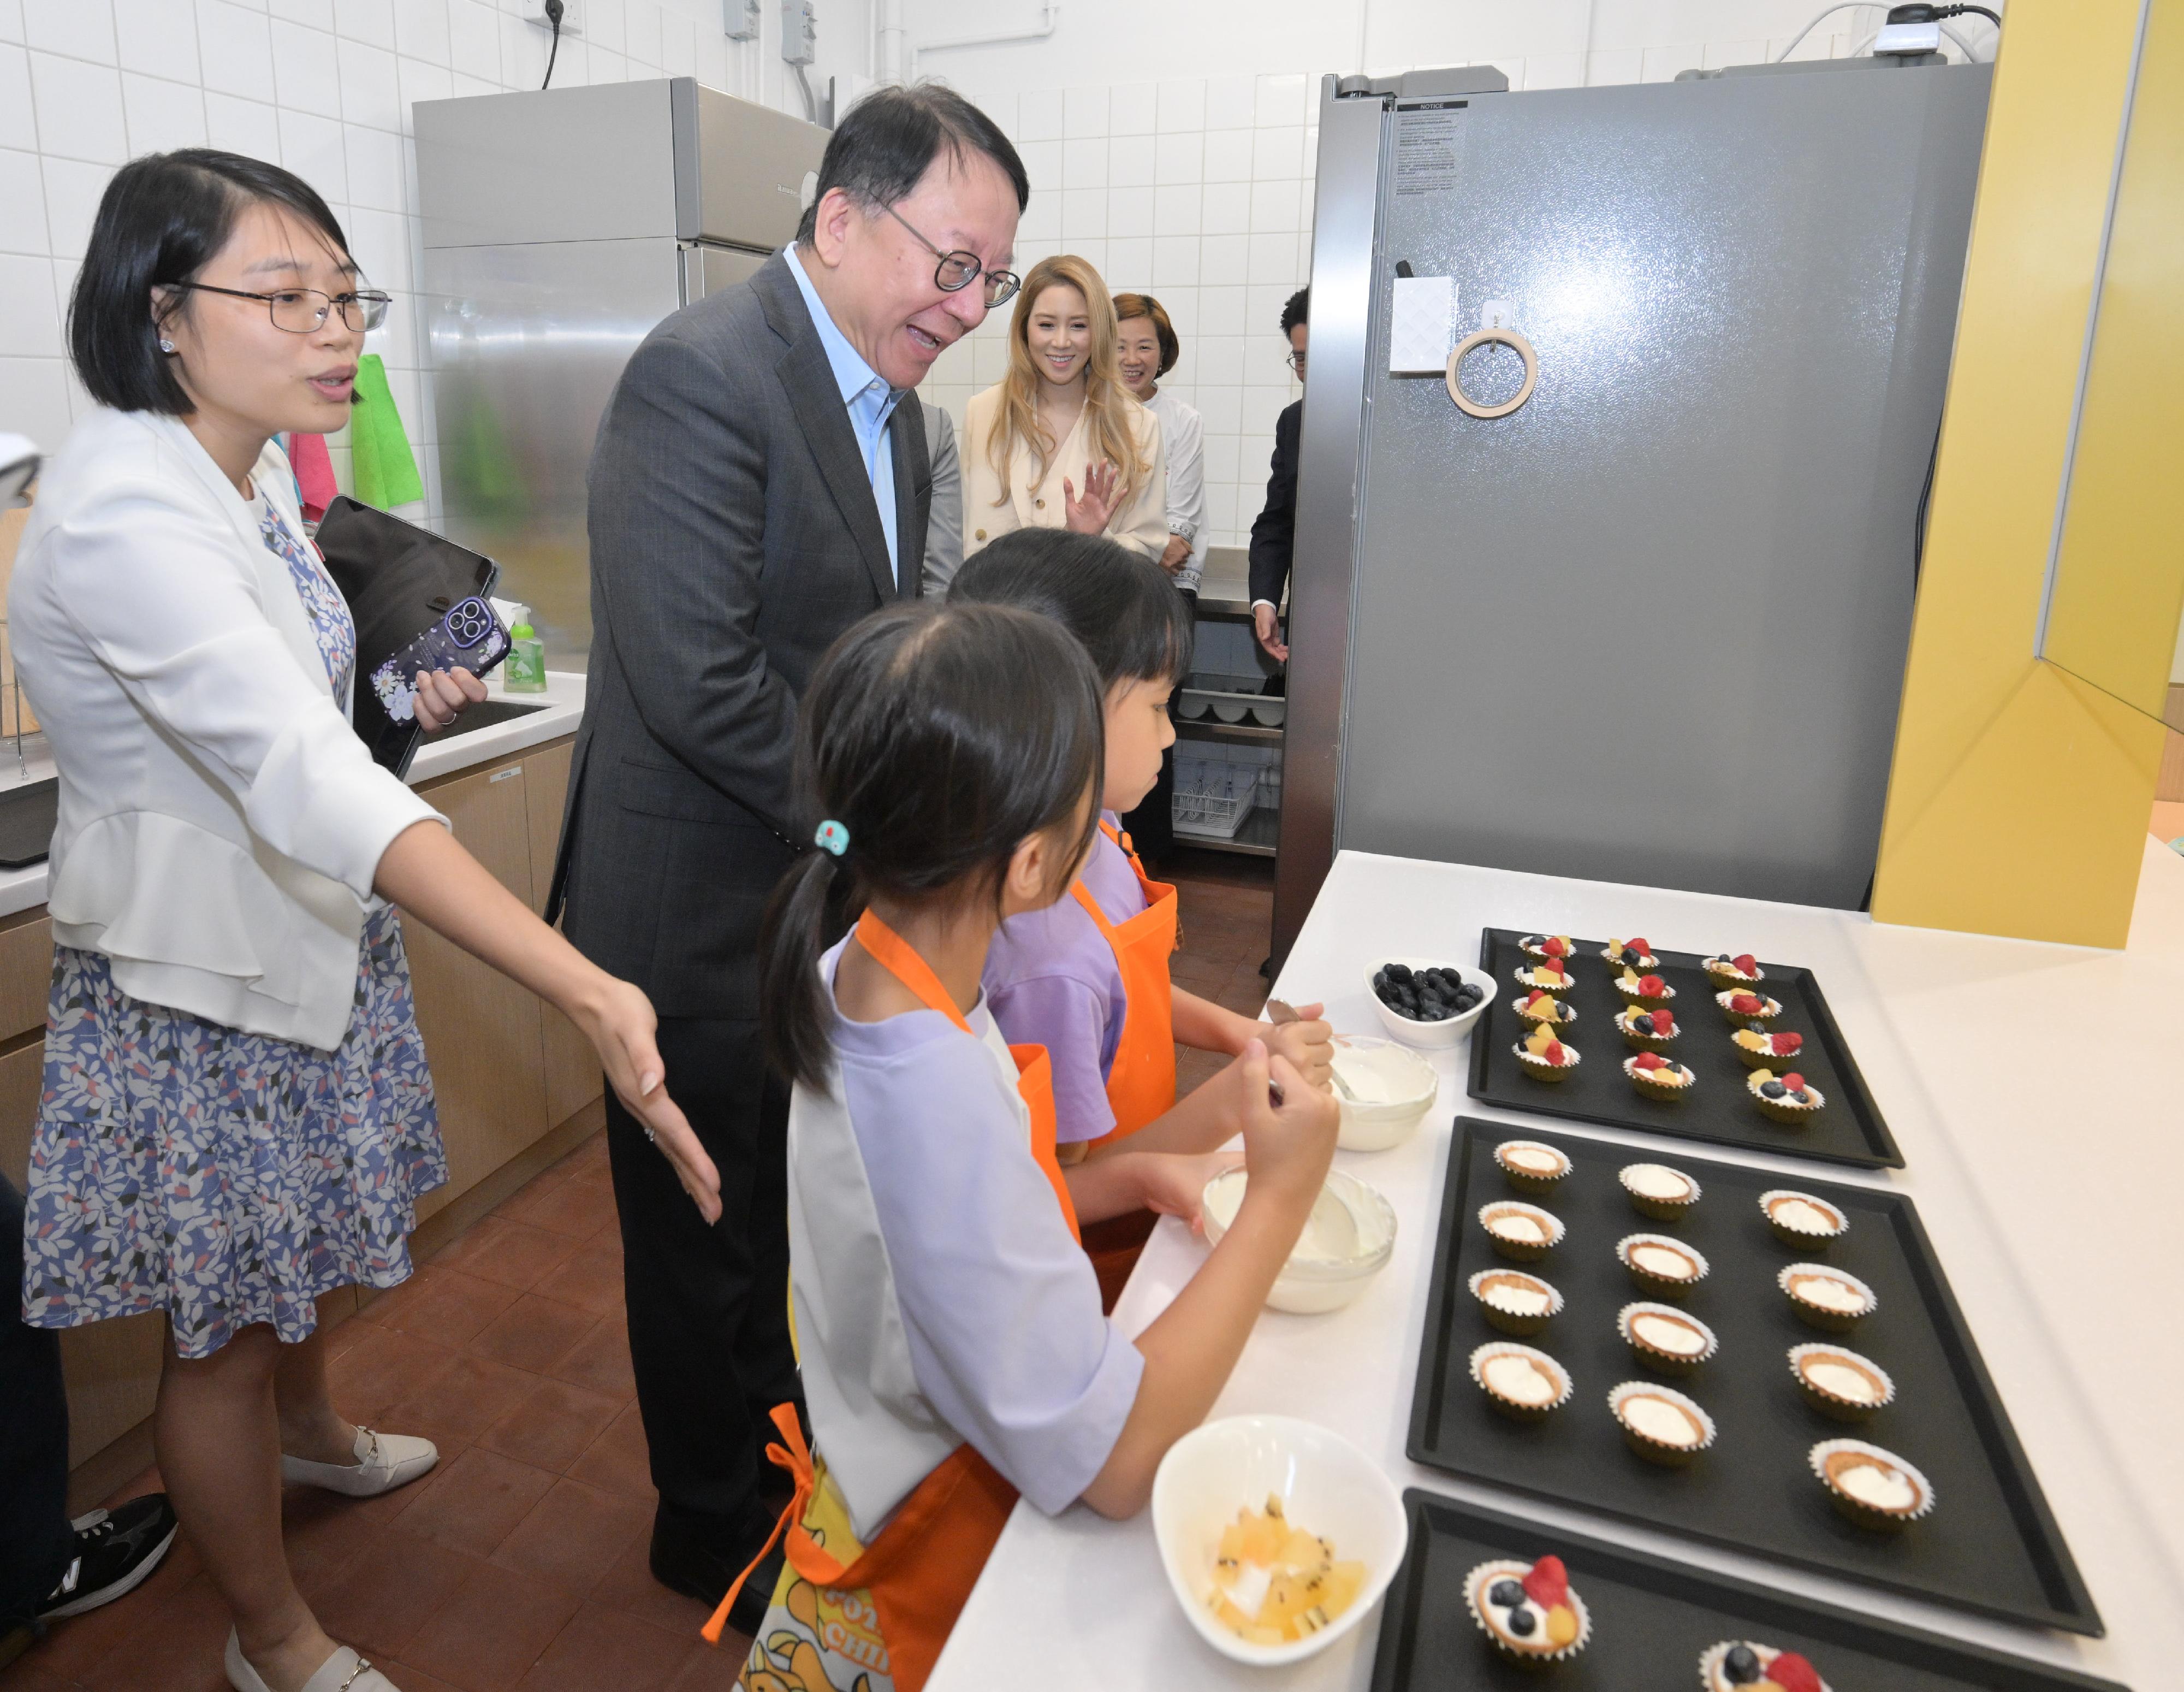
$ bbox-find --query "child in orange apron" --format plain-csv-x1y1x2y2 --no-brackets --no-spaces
953,532,1337,1307
708,602,1339,1691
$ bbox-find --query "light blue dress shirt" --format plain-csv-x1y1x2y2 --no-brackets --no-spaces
785,245,905,584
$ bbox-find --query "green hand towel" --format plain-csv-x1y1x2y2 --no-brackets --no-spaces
349,354,424,510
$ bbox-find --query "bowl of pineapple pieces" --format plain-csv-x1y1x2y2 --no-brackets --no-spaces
1152,1413,1409,1665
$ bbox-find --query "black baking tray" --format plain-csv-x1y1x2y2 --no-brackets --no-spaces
0,776,56,868
1368,1489,2128,1691
1406,1121,2100,1636
1467,929,1903,1169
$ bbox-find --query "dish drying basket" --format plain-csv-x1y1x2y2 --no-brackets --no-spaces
1173,758,1260,840
1177,672,1285,727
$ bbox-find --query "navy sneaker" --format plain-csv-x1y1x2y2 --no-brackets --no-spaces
37,1493,179,1621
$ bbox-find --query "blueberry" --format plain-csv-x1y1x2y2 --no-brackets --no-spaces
1633,1014,1654,1035
1505,1606,1536,1637
1723,1644,1762,1683
1387,963,1415,985
1487,1579,1524,1608
1458,984,1483,1007
1760,1080,1787,1099
1373,968,1390,990
1791,1090,1811,1104
1435,968,1463,991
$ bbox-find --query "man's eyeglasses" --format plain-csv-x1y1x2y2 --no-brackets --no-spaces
1285,350,1308,375
881,203,1021,309
172,283,392,334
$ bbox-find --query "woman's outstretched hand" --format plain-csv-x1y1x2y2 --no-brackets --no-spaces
577,978,722,1223
1063,460,1123,535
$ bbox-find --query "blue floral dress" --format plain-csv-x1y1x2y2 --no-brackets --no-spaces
19,500,447,1358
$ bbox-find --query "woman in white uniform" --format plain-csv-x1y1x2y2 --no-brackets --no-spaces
1113,293,1205,598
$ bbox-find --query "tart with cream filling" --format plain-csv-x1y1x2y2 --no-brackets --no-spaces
1469,1268,1563,1336
1463,1555,1590,1665
1624,1051,1696,1102
1746,1068,1824,1126
1600,934,1660,974
1469,1342,1572,1423
1617,1233,1708,1298
1788,1344,1895,1422
1618,1162,1700,1222
1479,1200,1565,1262
1717,990,1785,1031
1700,1641,1831,1692
1511,990,1577,1031
1702,951,1765,991
1618,1303,1717,1375
1811,1439,1933,1530
1494,1139,1572,1196
1514,958,1577,995
1778,1263,1876,1332
1760,1190,1848,1248
1731,1026,1805,1070
1513,1022,1581,1082
1613,1004,1678,1052
1607,1381,1714,1465
1613,968,1676,1011
1517,933,1575,964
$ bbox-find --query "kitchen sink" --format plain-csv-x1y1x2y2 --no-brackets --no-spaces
435,699,551,739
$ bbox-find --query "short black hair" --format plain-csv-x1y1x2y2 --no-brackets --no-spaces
949,529,1195,692
797,82,1029,245
1280,286,1309,336
69,149,353,416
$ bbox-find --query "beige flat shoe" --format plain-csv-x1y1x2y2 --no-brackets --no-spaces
225,1629,401,1691
280,1425,437,1498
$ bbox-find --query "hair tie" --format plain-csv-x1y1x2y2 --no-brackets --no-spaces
814,820,851,857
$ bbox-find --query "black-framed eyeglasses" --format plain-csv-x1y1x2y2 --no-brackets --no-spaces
1285,349,1308,374
880,203,1020,309
173,282,392,334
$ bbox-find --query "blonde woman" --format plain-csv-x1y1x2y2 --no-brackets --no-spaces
963,255,1167,559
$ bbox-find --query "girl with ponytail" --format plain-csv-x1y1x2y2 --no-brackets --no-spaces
719,602,1338,1690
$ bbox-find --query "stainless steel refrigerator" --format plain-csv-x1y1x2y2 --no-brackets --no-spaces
1274,59,1992,959
414,79,830,667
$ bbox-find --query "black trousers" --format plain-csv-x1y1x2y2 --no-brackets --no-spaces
1,1172,73,1628
603,1016,803,1550
1119,743,1177,863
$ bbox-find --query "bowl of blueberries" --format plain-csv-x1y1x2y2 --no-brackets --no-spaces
1365,956,1487,1049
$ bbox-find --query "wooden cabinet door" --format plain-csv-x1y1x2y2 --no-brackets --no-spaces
518,739,606,1129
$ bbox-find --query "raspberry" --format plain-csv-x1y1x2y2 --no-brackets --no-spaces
1634,1051,1666,1070
1782,1072,1806,1092
1519,1555,1569,1607
1732,953,1758,974
1766,1654,1824,1692
1772,1032,1802,1055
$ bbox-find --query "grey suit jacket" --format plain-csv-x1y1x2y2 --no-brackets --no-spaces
917,400,963,596
548,252,930,1017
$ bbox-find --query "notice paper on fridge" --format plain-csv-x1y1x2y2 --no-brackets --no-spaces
1390,275,1456,374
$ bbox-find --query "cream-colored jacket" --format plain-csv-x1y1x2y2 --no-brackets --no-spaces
961,386,1168,561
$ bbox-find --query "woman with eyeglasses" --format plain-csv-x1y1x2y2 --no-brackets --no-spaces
962,255,1168,560
10,151,716,1692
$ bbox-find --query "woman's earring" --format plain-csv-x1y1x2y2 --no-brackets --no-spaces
159,339,175,353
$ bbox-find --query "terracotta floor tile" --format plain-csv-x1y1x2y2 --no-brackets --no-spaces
0,1659,86,1691
477,1377,628,1476
667,1630,758,1690
6,1524,193,1683
75,1570,232,1692
304,1528,482,1661
400,1558,584,1692
375,1267,527,1349
496,1168,619,1240
587,1536,717,1638
390,1446,559,1560
383,1352,545,1449
531,1234,626,1318
548,1314,638,1399
512,1601,694,1691
430,1215,582,1293
467,1294,599,1376
282,1485,400,1584
372,1665,465,1692
326,1323,461,1427
491,1477,651,1596
567,1400,656,1502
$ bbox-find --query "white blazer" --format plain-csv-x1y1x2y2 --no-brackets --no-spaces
960,386,1168,562
9,408,443,1051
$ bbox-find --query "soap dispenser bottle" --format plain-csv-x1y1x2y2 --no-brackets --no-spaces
503,602,547,692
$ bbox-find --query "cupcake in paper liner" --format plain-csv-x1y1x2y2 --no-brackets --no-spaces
1701,951,1766,992
1731,1025,1806,1071
1746,1067,1826,1126
1624,1052,1698,1103
1607,1381,1716,1466
1789,1344,1895,1423
1760,1190,1848,1249
1618,1233,1708,1298
1470,1268,1564,1336
1619,1303,1718,1376
1512,1027,1581,1083
1511,990,1577,1032
1717,989,1784,1031
1777,1263,1876,1332
1614,1004,1679,1052
1699,1640,1834,1692
1494,1139,1572,1197
1599,935,1660,975
1619,1162,1701,1222
1464,1555,1592,1666
1480,1199,1565,1262
1810,1439,1934,1531
1470,1342,1573,1423
1517,933,1576,965
1514,960,1579,996
1613,967,1677,1010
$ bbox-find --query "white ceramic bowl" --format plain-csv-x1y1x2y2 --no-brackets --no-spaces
1330,1036,1438,1152
1153,1414,1409,1667
1363,955,1487,1050
1200,1167,1397,1314
1211,697,1250,723
1249,698,1287,727
1176,693,1210,719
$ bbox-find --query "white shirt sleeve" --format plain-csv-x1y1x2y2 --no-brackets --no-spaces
1159,397,1205,546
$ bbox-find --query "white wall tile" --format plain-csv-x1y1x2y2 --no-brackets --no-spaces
1106,132,1153,188
0,147,47,254
1103,186,1149,239
1200,229,1247,281
198,1,274,98
1015,85,1061,142
1197,282,1244,329
1703,38,1767,70
1062,84,1106,138
1150,232,1196,286
399,47,452,107
1248,178,1299,233
1153,129,1200,186
1155,76,1201,133
393,0,449,64
585,0,623,55
278,104,346,198
39,156,112,256
1520,50,1582,87
1195,383,1238,434
271,18,341,109
1016,137,1059,193
658,13,695,75
1108,79,1153,135
0,251,60,354
1199,426,1239,480
270,0,338,27
1253,71,1305,126
338,36,398,126
1105,234,1148,285
446,0,497,79
1200,181,1247,236
1585,47,1642,85
122,71,210,152
1015,186,1058,240
0,47,33,150
1641,42,1703,81
335,0,393,42
1061,136,1105,190
31,54,128,164
0,0,20,41
114,0,203,82
1253,123,1303,180
204,90,278,159
624,0,659,67
23,0,116,63
1202,127,1251,185
342,118,402,208
0,355,72,449
1059,185,1104,238
1151,182,1197,235
585,44,625,83
1203,71,1254,130
449,66,493,94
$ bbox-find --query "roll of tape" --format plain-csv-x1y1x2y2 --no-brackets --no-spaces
1445,328,1539,419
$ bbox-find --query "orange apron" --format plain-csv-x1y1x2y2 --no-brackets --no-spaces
708,911,1076,1691
1073,821,1180,1309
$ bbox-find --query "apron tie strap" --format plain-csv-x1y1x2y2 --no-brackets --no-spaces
702,1403,831,1644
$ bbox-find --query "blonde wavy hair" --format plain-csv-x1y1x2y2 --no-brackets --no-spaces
986,255,1149,506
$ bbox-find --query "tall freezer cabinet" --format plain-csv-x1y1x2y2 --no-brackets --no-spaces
414,79,831,667
1275,61,1992,958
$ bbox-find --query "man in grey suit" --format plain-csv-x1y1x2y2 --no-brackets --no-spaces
547,85,1026,1626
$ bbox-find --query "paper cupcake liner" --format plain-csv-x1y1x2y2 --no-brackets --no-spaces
1716,990,1783,1030
1479,1199,1566,1261
1613,977,1677,1010
1469,1268,1564,1335
1618,1163,1701,1222
1618,1233,1709,1298
1517,936,1575,964
1618,1302,1718,1376
1622,1055,1698,1104
1601,947,1660,974
1514,967,1578,995
1730,1033,1807,1071
1748,1073,1827,1126
1511,1042,1581,1084
1464,1560,1593,1665
1607,1380,1716,1466
1777,1262,1876,1332
1788,1343,1895,1423
1702,960,1765,992
1759,1190,1848,1249
1510,995,1577,1031
1494,1140,1573,1196
1469,1342,1573,1423
1698,1642,1833,1692
1810,1438,1934,1531
1613,1008,1678,1053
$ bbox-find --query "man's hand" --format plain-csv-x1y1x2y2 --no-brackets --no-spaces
1252,603,1289,663
1159,533,1192,576
412,666,489,732
1063,461,1123,535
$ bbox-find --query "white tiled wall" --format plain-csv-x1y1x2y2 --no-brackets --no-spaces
0,0,863,520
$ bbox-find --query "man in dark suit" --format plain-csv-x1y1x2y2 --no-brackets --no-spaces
1248,286,1309,663
547,85,1028,1626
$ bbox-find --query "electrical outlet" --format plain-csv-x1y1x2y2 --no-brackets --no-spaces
781,0,816,66
526,1,583,34
726,0,761,40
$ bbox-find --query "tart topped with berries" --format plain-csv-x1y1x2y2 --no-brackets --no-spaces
1518,933,1575,964
1623,1050,1695,1101
1613,968,1676,1010
1613,1004,1677,1051
1513,1021,1580,1082
1701,1641,1831,1692
1702,950,1766,990
1599,934,1660,973
1511,989,1576,1029
1717,989,1784,1030
1463,1554,1589,1664
1731,1026,1804,1069
1514,957,1577,994
1747,1067,1825,1125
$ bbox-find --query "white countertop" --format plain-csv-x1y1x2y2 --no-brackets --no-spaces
931,841,2184,1690
0,670,587,920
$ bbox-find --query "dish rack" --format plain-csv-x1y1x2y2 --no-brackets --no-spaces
1176,672,1285,728
1173,756,1260,841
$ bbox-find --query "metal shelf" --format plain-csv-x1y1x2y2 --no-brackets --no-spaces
1175,804,1280,859
1175,717,1284,746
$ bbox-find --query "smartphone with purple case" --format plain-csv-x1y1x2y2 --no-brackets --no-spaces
369,595,511,724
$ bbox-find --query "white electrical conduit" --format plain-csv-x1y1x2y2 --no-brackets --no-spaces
913,2,1060,76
